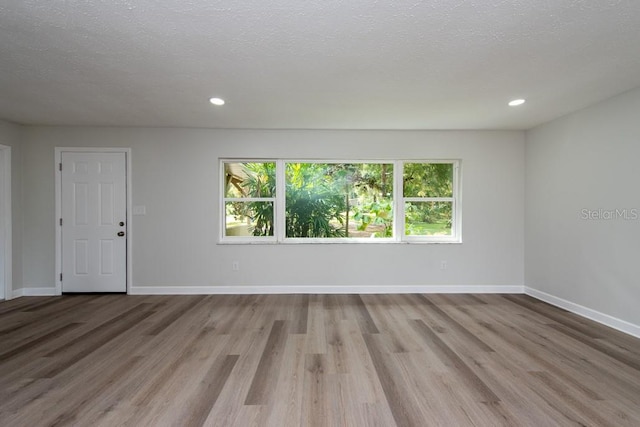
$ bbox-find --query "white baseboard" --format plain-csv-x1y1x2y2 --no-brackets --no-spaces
525,287,640,339
129,284,524,295
11,287,57,297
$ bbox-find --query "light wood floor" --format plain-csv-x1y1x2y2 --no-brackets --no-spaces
1,294,639,426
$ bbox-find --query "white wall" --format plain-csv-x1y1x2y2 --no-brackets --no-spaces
526,87,640,326
21,127,525,291
0,120,22,294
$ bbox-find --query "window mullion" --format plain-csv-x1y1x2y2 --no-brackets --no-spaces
454,161,461,240
395,160,404,241
220,159,227,241
275,160,286,242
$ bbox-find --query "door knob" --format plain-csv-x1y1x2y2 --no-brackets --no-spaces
119,221,125,226
117,231,125,237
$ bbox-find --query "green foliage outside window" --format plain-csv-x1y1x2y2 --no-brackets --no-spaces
285,163,393,238
224,162,275,236
403,163,454,236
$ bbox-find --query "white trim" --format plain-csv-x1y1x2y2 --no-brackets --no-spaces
400,160,462,243
0,145,11,300
12,287,58,297
130,285,524,295
525,287,640,339
218,239,461,245
277,237,396,244
392,160,402,239
275,159,285,242
55,147,133,295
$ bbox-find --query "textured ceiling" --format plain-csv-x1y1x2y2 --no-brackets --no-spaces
1,0,640,130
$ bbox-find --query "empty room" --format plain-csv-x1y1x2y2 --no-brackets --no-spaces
1,1,639,426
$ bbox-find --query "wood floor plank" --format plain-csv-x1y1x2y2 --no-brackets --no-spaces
306,294,327,355
475,315,604,401
0,297,61,316
493,302,640,401
200,313,276,425
548,322,640,371
345,294,380,334
288,294,309,334
528,370,616,427
411,319,501,404
362,294,423,353
244,320,288,405
38,304,157,378
44,302,153,357
265,334,306,427
393,351,478,426
301,353,330,427
132,326,213,407
359,402,401,427
0,322,82,363
502,294,604,338
214,294,259,334
1,293,640,426
419,294,495,353
49,355,146,427
326,373,368,426
0,296,93,337
362,333,421,426
144,295,205,336
184,354,239,427
325,319,351,374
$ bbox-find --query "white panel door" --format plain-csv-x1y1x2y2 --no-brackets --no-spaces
61,152,126,292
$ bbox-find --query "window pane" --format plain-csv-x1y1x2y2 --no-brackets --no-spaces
405,202,452,236
224,162,276,198
285,163,394,238
225,201,274,236
403,163,453,197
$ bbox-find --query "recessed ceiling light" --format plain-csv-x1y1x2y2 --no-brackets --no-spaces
209,97,225,106
508,99,525,107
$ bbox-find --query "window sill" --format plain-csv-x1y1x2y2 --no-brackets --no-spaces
218,238,463,245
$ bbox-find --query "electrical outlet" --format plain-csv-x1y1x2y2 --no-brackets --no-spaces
440,261,447,270
232,261,240,271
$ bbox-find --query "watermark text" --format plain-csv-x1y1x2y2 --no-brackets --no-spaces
580,208,638,220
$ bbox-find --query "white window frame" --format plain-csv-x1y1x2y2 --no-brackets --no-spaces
220,159,462,244
399,160,462,243
221,159,277,243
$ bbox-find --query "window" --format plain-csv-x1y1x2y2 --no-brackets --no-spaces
221,160,460,243
223,162,276,240
285,162,394,239
401,162,459,241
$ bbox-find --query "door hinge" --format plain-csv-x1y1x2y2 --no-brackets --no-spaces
59,162,62,171
59,218,63,226
60,273,63,281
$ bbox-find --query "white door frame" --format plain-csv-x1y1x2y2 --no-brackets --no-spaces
0,145,12,300
55,147,132,295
